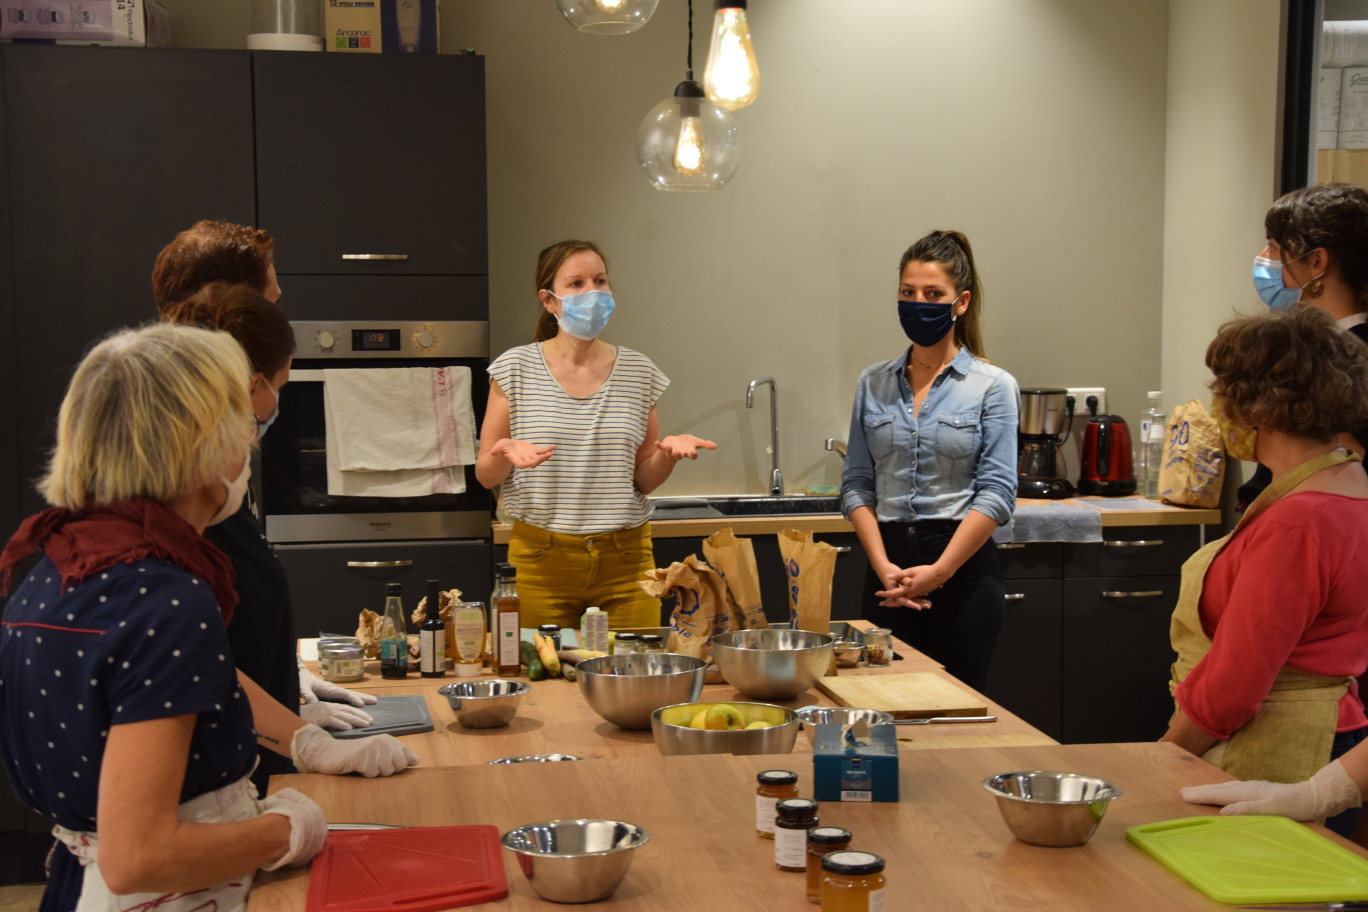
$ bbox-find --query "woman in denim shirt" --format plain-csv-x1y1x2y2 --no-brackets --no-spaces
840,230,1019,690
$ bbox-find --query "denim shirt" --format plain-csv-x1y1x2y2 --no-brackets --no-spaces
841,346,1019,525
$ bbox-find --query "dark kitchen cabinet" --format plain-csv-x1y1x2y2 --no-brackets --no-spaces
984,526,1204,744
253,51,487,279
2,45,256,530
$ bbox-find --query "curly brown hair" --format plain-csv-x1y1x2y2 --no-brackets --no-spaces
1265,183,1368,308
151,220,276,315
162,282,295,377
1206,306,1368,440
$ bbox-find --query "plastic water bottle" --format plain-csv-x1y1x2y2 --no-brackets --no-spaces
1140,391,1166,499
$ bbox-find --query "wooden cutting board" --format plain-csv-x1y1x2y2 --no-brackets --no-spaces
815,672,988,718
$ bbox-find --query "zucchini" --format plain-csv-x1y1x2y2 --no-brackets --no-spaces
520,639,546,681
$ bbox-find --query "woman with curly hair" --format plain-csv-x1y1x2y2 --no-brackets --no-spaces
1163,306,1368,836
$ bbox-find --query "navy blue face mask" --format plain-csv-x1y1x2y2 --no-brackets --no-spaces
897,299,958,347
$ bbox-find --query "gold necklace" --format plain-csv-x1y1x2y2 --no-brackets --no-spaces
909,351,955,372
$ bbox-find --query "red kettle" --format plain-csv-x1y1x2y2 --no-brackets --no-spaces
1078,415,1137,496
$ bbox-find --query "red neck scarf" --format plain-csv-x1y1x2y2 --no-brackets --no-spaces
0,498,237,624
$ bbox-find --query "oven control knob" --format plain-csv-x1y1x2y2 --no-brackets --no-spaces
416,330,435,349
317,331,336,351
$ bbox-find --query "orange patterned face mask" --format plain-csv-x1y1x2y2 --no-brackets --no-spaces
1212,398,1258,462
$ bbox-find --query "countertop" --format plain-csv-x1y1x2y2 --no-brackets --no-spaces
492,497,1221,543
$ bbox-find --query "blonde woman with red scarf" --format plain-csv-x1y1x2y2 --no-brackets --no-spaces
0,324,326,912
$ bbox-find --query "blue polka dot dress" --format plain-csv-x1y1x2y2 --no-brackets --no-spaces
0,557,257,912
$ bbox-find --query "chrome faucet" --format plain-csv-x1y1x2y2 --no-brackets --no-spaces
825,438,847,458
746,376,783,495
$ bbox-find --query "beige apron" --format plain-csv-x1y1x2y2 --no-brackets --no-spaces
1169,449,1358,783
52,774,261,912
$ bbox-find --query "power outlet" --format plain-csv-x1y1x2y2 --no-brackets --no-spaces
1066,387,1107,418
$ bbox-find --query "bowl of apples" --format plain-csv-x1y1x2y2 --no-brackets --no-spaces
650,701,800,756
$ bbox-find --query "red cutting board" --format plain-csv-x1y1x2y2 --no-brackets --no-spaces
306,825,507,912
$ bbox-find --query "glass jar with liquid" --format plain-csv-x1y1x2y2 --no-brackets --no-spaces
755,769,799,839
820,851,886,911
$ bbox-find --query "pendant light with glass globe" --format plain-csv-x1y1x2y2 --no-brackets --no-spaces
554,0,659,35
635,0,741,191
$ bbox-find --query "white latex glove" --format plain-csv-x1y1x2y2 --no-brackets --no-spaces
258,788,328,870
298,658,377,707
300,700,374,731
291,723,420,778
1180,759,1363,821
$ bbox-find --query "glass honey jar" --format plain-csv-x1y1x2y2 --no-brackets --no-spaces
774,798,819,872
755,769,799,839
805,826,852,903
820,850,886,911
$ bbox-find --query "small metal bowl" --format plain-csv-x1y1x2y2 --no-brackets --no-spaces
577,653,706,730
501,819,649,903
794,706,895,745
438,679,529,729
651,701,799,756
832,639,865,668
710,627,835,701
982,770,1123,847
487,754,583,765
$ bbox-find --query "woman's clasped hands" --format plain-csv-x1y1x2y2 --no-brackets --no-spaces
874,559,941,610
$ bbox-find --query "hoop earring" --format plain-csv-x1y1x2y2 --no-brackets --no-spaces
1305,277,1325,299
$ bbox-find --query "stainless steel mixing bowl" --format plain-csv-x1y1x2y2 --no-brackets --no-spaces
794,705,895,745
438,679,529,728
651,701,799,756
982,770,1123,846
710,627,834,700
576,652,706,730
500,819,649,903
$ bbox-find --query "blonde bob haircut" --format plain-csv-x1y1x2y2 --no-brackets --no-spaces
39,323,256,511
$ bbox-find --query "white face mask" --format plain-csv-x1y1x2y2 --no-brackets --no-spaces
208,455,251,527
256,380,280,440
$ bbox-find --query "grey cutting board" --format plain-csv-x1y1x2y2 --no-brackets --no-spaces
329,695,434,740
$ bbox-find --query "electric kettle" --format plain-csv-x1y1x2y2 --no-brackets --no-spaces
1078,415,1137,496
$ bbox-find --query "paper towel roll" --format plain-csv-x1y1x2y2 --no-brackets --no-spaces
1323,21,1368,69
246,32,323,51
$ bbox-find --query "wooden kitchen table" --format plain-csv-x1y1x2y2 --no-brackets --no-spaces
248,741,1332,912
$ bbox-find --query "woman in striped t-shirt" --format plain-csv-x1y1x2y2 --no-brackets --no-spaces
476,240,716,629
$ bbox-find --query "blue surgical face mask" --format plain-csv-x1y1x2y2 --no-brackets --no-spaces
552,289,616,340
1252,253,1319,311
897,298,959,347
256,380,280,440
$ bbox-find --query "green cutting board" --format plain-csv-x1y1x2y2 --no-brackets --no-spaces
1127,815,1368,904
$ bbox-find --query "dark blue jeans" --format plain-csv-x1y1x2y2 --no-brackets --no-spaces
864,520,1005,692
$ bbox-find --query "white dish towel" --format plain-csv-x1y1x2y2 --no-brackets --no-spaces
323,367,477,497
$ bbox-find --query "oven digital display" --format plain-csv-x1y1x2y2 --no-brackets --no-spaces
352,329,400,352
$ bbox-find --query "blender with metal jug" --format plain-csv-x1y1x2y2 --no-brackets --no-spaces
1017,388,1074,499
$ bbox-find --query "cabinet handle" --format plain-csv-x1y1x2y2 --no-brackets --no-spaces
1004,593,1027,602
1101,589,1164,599
346,560,414,568
996,542,1026,550
341,254,410,261
1102,539,1164,548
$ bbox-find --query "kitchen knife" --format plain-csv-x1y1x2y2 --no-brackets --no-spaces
888,715,997,725
1236,904,1368,910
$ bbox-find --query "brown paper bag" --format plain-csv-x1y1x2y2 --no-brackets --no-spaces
777,529,838,632
639,555,735,677
702,528,769,630
1158,400,1226,508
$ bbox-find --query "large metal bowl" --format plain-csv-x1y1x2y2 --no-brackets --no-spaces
651,701,799,756
501,819,649,903
710,628,834,701
438,679,529,729
577,653,707,730
794,705,895,745
982,770,1123,847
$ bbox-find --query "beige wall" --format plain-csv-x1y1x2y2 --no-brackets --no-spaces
160,0,1283,500
1161,0,1284,500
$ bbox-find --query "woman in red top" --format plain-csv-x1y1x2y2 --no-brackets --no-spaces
1163,307,1368,837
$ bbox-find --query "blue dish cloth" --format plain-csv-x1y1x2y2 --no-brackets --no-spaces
992,503,1103,544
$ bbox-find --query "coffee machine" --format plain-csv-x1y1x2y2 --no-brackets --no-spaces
1018,388,1074,499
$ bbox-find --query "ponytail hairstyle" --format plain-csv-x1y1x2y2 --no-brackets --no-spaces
531,239,609,343
899,230,986,357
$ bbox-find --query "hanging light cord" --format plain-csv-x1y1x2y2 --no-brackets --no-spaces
685,0,694,79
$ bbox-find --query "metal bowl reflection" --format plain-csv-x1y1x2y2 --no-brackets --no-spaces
576,653,706,730
438,679,529,729
500,819,649,903
710,628,834,700
982,770,1122,847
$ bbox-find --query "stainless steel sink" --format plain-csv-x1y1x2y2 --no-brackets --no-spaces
648,494,841,519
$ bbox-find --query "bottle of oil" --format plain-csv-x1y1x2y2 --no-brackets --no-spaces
419,578,446,678
493,563,522,677
379,582,409,679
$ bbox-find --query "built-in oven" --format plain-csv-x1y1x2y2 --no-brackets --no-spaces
260,320,493,636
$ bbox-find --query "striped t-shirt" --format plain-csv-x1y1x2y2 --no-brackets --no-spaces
489,342,669,535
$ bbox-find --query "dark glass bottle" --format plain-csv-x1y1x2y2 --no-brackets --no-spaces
419,578,446,678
